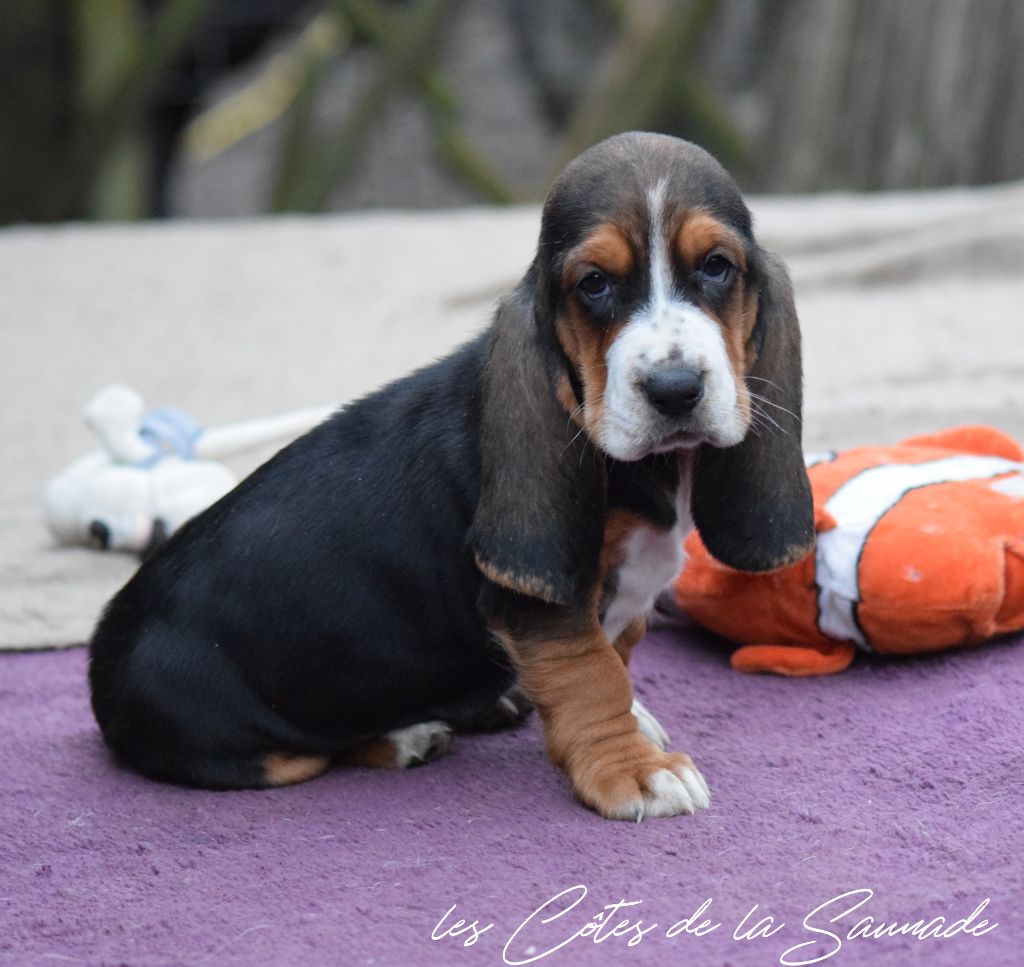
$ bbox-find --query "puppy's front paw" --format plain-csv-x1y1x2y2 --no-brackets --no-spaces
573,745,711,821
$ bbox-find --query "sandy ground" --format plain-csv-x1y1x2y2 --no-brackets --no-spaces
2,182,1023,648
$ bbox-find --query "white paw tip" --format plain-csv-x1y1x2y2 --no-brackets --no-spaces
631,698,670,749
391,720,453,768
643,768,700,818
679,765,711,811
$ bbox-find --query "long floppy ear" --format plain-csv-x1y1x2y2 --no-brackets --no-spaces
690,250,815,572
470,272,606,608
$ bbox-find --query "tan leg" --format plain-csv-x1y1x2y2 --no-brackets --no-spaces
504,622,709,821
262,753,331,787
338,721,454,769
611,615,671,749
612,616,647,667
341,737,402,769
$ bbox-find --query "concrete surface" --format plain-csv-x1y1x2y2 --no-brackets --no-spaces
2,182,1023,648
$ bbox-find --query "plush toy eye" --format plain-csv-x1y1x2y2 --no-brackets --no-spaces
699,254,734,286
88,519,111,549
578,270,611,302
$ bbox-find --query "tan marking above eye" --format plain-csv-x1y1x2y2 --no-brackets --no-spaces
562,224,634,287
554,223,636,434
670,212,757,394
675,212,747,275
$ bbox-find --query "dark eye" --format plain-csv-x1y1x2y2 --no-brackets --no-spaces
577,270,611,302
699,254,734,286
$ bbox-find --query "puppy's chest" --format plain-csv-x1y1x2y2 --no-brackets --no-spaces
600,470,693,643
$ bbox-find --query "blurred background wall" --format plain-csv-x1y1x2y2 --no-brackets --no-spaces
3,0,1023,223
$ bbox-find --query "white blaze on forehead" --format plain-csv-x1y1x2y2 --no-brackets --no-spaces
647,178,674,309
596,180,744,460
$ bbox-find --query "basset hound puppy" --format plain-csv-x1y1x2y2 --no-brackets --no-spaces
89,132,814,820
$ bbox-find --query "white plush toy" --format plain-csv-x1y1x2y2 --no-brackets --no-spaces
45,385,335,554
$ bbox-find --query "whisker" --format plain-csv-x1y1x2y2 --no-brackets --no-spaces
559,392,605,459
579,438,593,468
748,398,782,430
561,422,588,456
747,390,800,424
746,376,782,390
564,400,586,431
748,401,789,438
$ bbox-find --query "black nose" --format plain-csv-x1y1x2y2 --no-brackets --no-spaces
641,366,705,417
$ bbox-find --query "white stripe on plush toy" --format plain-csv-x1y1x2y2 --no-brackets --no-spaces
816,455,1024,649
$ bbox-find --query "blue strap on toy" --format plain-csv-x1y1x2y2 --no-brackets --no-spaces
136,408,205,467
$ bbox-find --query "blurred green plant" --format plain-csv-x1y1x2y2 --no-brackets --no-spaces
185,12,350,166
268,0,516,211
1,0,211,222
0,0,744,222
558,0,746,175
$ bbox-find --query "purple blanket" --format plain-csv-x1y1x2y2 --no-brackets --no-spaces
2,624,1021,966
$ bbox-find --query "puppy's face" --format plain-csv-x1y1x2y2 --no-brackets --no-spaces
541,134,761,462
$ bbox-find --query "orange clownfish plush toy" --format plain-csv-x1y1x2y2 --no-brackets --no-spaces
674,426,1024,675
